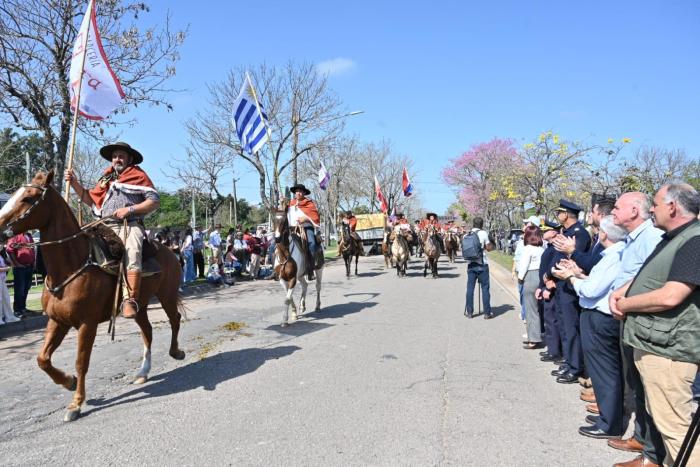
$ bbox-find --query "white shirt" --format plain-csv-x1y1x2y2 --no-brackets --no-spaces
209,230,222,248
517,244,544,280
512,239,524,271
470,228,490,265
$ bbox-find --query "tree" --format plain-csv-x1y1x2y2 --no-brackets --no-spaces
618,145,696,194
519,132,594,214
0,0,187,192
0,128,44,191
442,137,522,227
185,61,345,211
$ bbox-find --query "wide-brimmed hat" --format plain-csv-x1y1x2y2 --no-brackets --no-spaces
345,210,353,216
289,183,311,196
99,142,143,165
425,212,438,219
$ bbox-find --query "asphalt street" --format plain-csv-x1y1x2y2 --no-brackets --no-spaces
0,254,630,466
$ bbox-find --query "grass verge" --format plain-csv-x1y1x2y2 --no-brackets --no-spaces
487,250,513,271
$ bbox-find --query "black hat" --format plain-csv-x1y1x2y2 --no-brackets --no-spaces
99,142,143,165
425,212,438,219
345,210,353,216
289,183,311,196
554,199,583,215
396,213,404,218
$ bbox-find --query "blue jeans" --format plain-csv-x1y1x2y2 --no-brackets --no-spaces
518,282,525,320
465,263,491,316
12,266,33,313
304,226,318,256
182,249,196,283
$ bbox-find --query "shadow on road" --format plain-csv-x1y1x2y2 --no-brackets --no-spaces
305,301,378,320
489,304,514,318
84,345,301,416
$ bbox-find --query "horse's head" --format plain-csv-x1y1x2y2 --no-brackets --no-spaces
272,208,289,242
0,170,56,242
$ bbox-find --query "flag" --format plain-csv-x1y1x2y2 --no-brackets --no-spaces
69,0,125,120
233,75,270,155
374,176,388,213
402,167,413,197
318,161,330,190
389,205,397,223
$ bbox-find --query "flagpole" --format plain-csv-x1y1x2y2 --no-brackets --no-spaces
64,2,92,203
245,73,282,205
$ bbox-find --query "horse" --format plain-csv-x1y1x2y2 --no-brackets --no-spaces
271,204,324,326
381,229,393,269
443,231,459,263
390,226,410,277
421,225,441,278
338,222,361,277
0,171,185,422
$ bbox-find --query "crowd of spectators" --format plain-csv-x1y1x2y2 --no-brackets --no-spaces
153,223,276,287
511,184,700,467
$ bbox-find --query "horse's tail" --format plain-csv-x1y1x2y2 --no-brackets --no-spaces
176,292,190,322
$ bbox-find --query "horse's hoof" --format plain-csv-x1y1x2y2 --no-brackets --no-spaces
133,375,148,385
63,407,81,422
170,349,186,360
65,375,77,391
315,306,321,312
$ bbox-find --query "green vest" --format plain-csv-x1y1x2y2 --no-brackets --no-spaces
623,221,700,363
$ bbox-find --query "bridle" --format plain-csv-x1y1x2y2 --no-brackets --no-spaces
2,183,49,239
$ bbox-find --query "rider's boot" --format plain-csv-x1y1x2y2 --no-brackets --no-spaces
122,270,142,319
306,249,315,281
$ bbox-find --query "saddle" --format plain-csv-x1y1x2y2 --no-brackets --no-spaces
86,224,161,276
293,227,325,270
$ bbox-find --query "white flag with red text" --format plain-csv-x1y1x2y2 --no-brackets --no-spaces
69,0,125,120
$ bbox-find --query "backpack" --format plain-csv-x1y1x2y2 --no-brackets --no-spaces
461,230,483,263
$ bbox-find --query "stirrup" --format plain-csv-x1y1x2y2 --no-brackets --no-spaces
120,298,140,319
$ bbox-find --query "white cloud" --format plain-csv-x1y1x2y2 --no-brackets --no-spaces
315,57,357,77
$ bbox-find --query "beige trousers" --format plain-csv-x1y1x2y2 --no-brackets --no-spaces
109,221,145,271
634,348,699,467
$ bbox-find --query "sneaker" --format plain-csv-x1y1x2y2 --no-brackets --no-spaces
3,314,20,323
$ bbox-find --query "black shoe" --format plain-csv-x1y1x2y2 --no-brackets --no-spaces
556,372,580,384
464,312,473,319
540,354,560,362
578,425,621,439
307,272,315,281
553,356,566,364
539,351,551,357
484,314,493,320
551,366,570,377
585,415,600,425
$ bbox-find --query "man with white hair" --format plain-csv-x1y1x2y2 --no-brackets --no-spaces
611,183,700,467
553,216,628,439
607,192,666,466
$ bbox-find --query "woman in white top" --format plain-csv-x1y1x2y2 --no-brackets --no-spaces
0,246,20,325
517,225,545,348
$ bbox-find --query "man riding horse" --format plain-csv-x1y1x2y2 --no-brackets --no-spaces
287,183,321,280
342,211,363,250
64,141,159,319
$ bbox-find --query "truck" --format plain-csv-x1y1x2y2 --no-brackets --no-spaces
354,213,387,255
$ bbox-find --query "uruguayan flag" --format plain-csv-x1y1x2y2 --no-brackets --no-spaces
233,78,269,155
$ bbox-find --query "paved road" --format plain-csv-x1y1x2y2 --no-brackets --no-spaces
0,255,628,466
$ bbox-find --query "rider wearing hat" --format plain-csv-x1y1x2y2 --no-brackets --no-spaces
64,142,159,319
288,183,321,280
419,212,441,231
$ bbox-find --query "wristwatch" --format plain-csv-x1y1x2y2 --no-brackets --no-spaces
128,206,135,215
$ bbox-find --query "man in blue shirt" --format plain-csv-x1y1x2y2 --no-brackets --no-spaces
607,192,665,466
553,216,627,439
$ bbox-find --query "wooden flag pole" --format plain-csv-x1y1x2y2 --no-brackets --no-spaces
64,6,91,203
245,73,282,205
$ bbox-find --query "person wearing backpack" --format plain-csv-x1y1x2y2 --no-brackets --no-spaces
463,217,494,318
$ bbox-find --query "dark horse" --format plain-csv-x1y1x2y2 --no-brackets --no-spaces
421,225,441,278
443,231,459,263
271,202,324,326
338,222,361,277
0,171,185,422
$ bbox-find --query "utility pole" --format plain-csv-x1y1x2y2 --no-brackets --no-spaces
191,189,196,228
25,151,30,184
232,177,239,228
292,109,299,185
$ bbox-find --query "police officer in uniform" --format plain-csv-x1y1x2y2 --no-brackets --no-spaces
550,200,591,384
537,221,563,362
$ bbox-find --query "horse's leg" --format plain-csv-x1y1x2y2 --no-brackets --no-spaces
354,253,359,275
158,293,185,361
423,259,428,277
64,322,97,422
314,268,322,311
279,279,293,326
37,318,74,390
344,254,350,277
299,276,308,315
133,310,153,384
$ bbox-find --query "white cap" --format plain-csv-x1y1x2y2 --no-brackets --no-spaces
524,215,541,226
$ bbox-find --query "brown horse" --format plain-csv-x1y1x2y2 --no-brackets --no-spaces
390,227,410,277
338,222,361,277
0,171,185,422
381,229,393,269
443,231,459,263
271,204,324,326
421,225,441,278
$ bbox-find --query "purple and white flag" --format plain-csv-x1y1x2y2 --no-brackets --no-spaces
318,161,330,190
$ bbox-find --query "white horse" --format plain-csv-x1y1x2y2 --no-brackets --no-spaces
272,208,324,327
390,226,410,277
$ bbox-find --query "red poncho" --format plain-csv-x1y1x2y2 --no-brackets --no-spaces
89,165,156,216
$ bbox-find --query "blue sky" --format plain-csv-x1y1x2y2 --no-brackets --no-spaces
123,0,700,213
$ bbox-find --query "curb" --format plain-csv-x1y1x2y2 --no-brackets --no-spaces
486,257,520,304
0,314,48,339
